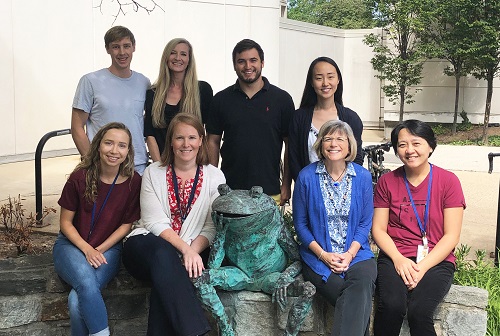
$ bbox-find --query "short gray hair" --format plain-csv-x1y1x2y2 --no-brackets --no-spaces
313,120,357,162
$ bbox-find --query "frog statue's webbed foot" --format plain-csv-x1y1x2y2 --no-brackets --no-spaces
192,269,236,336
283,279,316,336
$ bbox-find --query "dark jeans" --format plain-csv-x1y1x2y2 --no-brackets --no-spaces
373,254,455,336
302,259,377,336
122,233,210,336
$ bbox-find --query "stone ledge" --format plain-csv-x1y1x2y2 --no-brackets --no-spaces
0,254,489,335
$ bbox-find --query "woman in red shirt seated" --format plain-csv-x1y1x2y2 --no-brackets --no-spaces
53,122,141,336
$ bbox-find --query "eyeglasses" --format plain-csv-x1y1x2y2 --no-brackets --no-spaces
322,136,347,144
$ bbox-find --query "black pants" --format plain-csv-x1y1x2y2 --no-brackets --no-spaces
373,254,454,336
302,259,377,336
122,233,210,336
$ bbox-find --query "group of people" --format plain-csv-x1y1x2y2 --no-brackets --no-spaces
52,25,466,336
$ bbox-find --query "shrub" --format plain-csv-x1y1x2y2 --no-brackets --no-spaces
0,195,56,256
454,244,500,336
457,111,473,132
431,123,448,135
488,135,500,147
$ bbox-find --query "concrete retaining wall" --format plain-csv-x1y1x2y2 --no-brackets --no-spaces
0,253,488,335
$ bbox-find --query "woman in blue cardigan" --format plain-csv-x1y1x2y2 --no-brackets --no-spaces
293,120,376,336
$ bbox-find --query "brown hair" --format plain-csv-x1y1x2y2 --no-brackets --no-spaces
104,26,135,48
75,122,135,202
160,113,209,166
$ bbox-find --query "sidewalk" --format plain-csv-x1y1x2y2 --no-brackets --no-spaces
1,131,499,256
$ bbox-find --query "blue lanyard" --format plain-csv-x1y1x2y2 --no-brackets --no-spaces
403,163,433,238
171,164,200,223
87,172,119,241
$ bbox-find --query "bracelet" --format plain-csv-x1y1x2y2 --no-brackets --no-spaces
318,250,325,260
347,250,355,259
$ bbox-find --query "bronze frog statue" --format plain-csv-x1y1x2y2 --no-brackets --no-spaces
193,185,315,336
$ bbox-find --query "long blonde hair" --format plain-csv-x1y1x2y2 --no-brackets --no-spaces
75,122,135,203
151,38,201,128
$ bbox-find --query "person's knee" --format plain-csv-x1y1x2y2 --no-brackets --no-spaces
407,298,436,326
72,276,102,301
376,292,406,316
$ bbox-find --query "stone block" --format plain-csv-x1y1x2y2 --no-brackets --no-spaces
111,317,148,336
0,321,69,336
443,285,488,309
0,253,489,336
0,270,46,296
218,291,276,336
40,294,69,321
441,307,487,336
104,291,149,320
106,268,146,291
45,268,69,293
276,295,326,334
0,294,41,328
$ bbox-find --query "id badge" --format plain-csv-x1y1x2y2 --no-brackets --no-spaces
416,244,429,263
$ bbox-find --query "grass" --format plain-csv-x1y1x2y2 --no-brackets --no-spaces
454,244,500,336
448,135,500,146
431,122,500,146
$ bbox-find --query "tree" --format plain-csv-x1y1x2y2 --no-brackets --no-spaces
95,0,164,24
421,0,479,134
364,0,432,121
287,0,376,29
469,0,500,143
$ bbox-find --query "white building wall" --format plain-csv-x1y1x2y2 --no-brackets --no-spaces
0,0,283,161
1,0,499,161
278,20,384,128
382,61,500,125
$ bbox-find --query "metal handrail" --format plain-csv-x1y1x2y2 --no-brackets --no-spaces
35,129,71,225
488,152,500,266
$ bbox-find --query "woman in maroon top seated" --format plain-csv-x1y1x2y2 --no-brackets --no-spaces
372,120,465,336
52,122,141,336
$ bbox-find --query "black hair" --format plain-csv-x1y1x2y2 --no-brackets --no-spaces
299,56,344,108
390,119,437,157
232,39,264,64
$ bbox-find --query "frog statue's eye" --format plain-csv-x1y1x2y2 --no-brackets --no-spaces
249,186,263,198
218,184,231,196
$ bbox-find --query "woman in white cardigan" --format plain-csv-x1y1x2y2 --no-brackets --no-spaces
123,113,225,336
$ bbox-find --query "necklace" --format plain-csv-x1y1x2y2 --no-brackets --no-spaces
171,164,200,223
329,164,347,187
322,173,350,216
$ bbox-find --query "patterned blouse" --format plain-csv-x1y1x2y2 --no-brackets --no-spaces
166,165,204,234
317,161,355,253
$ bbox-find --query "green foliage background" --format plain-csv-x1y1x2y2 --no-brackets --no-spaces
287,0,376,29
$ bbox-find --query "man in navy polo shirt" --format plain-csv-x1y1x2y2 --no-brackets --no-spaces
206,39,294,205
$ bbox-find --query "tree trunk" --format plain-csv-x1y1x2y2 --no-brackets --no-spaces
452,73,460,135
482,68,494,144
399,85,405,121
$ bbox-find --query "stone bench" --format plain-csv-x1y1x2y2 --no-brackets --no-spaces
0,253,488,335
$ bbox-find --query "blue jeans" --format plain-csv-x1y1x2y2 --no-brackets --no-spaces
53,233,122,336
